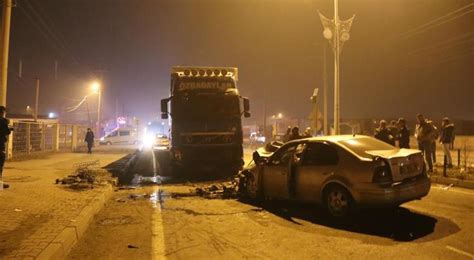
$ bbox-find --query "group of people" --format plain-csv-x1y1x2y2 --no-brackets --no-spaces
374,113,455,172
282,126,313,142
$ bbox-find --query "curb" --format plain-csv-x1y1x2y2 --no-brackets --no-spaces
430,176,474,190
36,184,114,259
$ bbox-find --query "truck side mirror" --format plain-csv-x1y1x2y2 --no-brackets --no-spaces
161,98,169,119
243,98,250,118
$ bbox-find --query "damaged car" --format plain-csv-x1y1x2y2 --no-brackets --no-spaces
238,135,431,219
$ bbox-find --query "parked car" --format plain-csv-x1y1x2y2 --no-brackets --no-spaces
99,128,139,145
239,135,431,218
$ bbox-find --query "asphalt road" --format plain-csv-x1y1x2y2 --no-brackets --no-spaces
68,149,474,259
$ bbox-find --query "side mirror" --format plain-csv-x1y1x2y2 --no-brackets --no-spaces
161,98,169,119
243,97,250,110
252,151,262,164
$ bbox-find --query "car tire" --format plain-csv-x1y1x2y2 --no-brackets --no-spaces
324,184,354,219
106,141,112,146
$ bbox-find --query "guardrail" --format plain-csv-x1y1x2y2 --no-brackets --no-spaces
6,121,89,159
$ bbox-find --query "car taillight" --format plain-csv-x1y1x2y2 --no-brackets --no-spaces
372,157,392,183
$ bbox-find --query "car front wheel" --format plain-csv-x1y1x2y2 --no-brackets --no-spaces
324,185,353,219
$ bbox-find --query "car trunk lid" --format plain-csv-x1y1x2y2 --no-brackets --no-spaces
366,149,425,182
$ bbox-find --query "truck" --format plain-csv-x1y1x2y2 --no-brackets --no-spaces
160,66,250,176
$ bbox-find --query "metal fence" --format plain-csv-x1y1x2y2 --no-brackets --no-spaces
7,121,89,159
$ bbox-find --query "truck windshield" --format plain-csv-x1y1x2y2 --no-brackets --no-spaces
173,95,240,119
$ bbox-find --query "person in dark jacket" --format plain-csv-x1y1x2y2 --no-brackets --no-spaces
415,114,436,172
0,106,12,189
388,120,398,146
374,120,394,145
440,117,454,167
397,118,410,148
282,126,292,142
84,128,95,154
288,126,302,141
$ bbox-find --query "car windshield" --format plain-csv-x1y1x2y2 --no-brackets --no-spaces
338,137,395,159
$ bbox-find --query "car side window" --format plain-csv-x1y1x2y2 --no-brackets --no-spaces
302,142,339,166
119,131,130,136
271,143,298,166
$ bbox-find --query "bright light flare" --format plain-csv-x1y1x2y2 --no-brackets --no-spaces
91,81,101,94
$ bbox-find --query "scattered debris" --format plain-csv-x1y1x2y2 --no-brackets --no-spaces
128,245,139,249
14,208,22,212
193,180,239,199
56,160,117,190
441,184,454,190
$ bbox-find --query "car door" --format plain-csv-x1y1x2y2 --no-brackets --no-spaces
263,142,299,199
107,130,118,144
295,142,339,203
118,130,130,144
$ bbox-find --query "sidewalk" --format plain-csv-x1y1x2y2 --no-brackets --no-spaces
0,152,128,259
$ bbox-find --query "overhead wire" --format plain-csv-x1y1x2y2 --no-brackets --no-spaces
399,3,474,39
408,31,474,56
16,0,95,80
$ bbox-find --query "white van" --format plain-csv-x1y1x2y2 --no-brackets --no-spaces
99,128,139,145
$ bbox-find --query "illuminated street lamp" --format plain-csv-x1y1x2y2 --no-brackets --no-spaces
318,1,355,134
277,113,283,119
90,81,102,136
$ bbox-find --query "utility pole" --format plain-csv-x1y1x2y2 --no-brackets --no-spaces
0,0,12,106
115,98,119,118
318,2,355,135
323,43,328,135
34,78,40,121
263,85,267,141
97,88,102,136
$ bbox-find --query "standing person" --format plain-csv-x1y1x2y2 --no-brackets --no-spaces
374,120,394,145
440,117,455,168
397,118,410,149
282,126,291,142
302,127,312,138
84,128,95,154
388,120,398,146
288,126,302,141
415,114,436,172
0,106,12,190
428,120,439,166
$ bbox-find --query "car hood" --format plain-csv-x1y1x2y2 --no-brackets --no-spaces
256,147,274,158
365,148,421,159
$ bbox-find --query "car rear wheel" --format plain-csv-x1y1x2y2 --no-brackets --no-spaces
324,185,353,219
106,141,112,146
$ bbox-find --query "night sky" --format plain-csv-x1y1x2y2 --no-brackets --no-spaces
6,0,474,123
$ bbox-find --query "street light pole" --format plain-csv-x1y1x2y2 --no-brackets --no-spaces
0,0,12,106
318,2,355,135
34,78,40,121
97,88,101,137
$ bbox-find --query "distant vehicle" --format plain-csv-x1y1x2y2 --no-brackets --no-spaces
239,135,431,219
142,133,170,149
161,66,251,176
250,132,266,144
100,127,139,145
